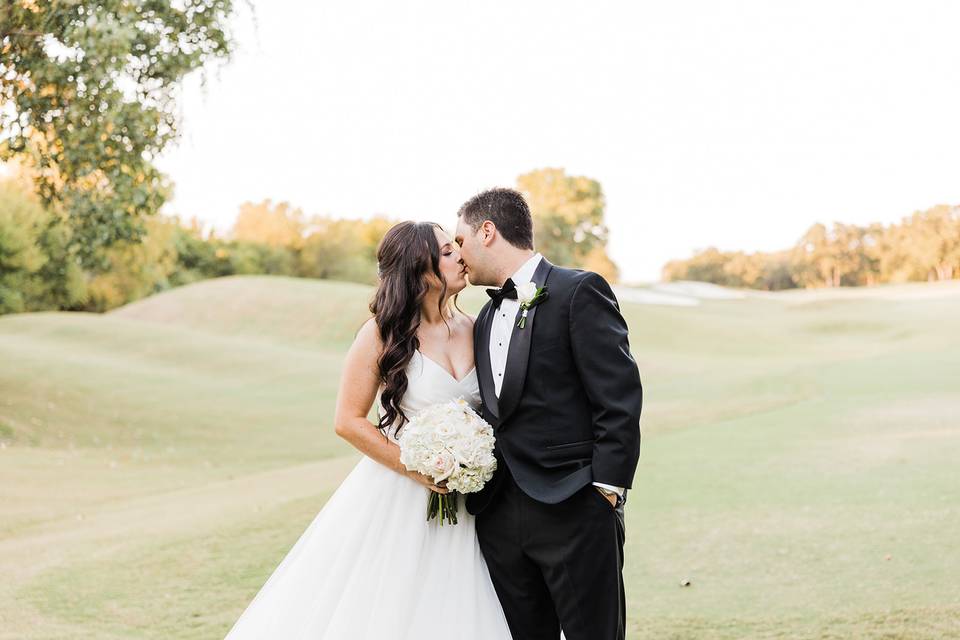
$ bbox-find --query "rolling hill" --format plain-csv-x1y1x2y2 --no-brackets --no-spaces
2,276,959,639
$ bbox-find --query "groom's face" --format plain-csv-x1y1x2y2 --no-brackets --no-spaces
454,217,495,287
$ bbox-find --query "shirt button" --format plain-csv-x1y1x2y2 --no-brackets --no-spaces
498,373,502,377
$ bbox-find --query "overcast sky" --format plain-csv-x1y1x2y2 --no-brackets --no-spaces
156,0,960,282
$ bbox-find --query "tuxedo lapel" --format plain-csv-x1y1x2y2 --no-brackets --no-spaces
474,302,500,421
496,258,553,426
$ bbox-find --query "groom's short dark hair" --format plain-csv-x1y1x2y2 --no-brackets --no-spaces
457,188,534,250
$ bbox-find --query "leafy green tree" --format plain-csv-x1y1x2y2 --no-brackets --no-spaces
0,180,47,312
516,168,619,281
1,0,236,266
0,178,85,312
169,219,235,285
299,216,391,285
85,216,179,312
228,241,297,276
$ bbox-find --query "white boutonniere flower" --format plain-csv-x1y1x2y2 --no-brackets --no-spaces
516,281,539,305
516,281,549,329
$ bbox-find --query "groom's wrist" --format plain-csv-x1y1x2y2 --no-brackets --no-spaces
592,481,624,497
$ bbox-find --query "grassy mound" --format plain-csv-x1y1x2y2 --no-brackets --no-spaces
1,277,958,638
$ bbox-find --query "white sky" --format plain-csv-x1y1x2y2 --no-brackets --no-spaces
156,0,960,282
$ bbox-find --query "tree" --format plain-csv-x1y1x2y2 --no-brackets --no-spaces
0,178,85,313
897,206,960,281
662,247,731,285
793,223,843,287
757,251,798,291
722,251,763,288
169,218,235,285
0,0,236,266
299,216,390,285
0,180,48,313
828,222,880,286
85,216,180,311
516,168,619,281
232,200,306,249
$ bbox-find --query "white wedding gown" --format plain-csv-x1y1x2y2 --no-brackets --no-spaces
224,350,513,639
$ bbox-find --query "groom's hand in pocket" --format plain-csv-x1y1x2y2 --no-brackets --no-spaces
595,487,618,508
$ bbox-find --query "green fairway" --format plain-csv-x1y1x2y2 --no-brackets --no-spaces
2,276,958,639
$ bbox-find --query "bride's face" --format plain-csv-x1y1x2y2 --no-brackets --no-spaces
432,227,467,294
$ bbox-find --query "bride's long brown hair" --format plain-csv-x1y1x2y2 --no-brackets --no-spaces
370,221,451,435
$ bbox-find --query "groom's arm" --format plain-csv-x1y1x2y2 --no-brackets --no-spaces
569,272,642,490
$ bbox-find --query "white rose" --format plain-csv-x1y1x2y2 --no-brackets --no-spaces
436,421,456,438
429,450,457,482
516,281,538,305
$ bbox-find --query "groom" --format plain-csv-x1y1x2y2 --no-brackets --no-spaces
455,188,642,640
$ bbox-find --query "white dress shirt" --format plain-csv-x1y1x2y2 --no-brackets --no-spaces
489,252,542,398
487,252,624,499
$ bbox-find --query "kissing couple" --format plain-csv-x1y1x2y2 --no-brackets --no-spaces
223,187,643,640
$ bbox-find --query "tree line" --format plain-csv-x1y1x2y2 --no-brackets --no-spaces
662,205,960,290
0,167,618,314
0,176,388,314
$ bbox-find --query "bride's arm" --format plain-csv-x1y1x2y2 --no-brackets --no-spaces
332,318,447,493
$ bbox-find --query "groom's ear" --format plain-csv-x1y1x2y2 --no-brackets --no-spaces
480,220,497,247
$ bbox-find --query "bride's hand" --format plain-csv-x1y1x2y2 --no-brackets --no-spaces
406,470,449,494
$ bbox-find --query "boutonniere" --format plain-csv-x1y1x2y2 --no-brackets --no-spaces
516,281,548,329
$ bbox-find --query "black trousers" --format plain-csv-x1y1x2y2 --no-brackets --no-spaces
475,464,627,640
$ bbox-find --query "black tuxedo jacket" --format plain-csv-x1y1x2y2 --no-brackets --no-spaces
465,257,642,515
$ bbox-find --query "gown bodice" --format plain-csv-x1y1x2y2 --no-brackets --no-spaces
379,350,481,443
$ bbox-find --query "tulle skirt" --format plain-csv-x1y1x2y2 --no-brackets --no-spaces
224,455,513,639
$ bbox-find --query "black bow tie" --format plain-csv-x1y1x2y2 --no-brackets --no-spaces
486,278,518,309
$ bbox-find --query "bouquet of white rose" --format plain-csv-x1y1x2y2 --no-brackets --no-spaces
397,398,498,525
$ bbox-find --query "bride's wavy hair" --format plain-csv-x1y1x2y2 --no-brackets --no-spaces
370,221,452,435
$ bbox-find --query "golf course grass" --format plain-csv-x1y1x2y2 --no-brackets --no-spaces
1,275,958,639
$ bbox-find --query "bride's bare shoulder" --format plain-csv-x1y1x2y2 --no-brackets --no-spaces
351,317,382,355
357,316,377,337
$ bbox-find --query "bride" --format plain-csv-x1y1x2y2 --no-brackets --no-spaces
223,221,513,639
